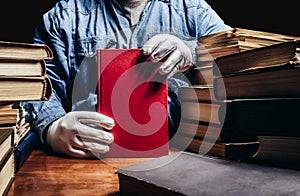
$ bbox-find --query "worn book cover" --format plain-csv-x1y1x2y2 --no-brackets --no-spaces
0,40,53,60
221,98,300,137
171,135,259,161
213,40,300,77
0,58,46,77
0,149,14,196
251,136,300,170
116,151,300,195
97,49,169,157
14,131,37,172
214,63,300,100
0,127,13,163
0,76,52,102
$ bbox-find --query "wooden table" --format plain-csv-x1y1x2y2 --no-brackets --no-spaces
7,149,159,196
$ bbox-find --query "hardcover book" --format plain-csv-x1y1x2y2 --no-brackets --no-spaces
0,127,13,165
213,40,300,77
0,149,14,196
116,151,300,196
14,131,37,172
0,76,52,102
252,136,300,170
213,64,300,100
177,85,257,143
171,134,259,160
0,41,53,60
0,58,46,77
221,98,300,137
97,49,169,157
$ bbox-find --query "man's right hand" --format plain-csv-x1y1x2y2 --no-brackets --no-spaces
46,111,115,158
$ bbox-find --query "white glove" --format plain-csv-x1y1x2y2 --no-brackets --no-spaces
46,111,115,158
142,34,193,78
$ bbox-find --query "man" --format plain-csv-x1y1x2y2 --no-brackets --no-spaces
24,0,231,158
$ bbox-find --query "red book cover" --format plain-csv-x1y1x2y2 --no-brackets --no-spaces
97,49,169,157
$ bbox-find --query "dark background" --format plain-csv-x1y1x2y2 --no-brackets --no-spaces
0,0,299,43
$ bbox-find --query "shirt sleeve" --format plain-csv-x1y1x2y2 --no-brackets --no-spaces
193,0,232,37
23,8,70,145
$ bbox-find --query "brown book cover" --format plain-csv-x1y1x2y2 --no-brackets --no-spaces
171,134,259,160
176,119,258,143
180,101,223,124
0,128,13,162
214,64,300,99
116,151,300,196
0,149,14,196
198,27,299,46
184,66,214,85
213,40,300,77
0,58,46,77
0,41,53,60
178,85,215,102
220,98,300,137
0,76,52,102
252,136,300,170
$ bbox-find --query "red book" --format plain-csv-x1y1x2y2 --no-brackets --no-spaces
97,49,169,157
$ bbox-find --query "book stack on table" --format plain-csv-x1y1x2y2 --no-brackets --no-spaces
186,27,300,86
175,28,300,170
0,40,53,195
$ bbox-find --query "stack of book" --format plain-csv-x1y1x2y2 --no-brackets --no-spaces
0,40,53,194
175,29,300,170
212,39,300,170
172,85,259,161
0,122,14,196
187,27,300,85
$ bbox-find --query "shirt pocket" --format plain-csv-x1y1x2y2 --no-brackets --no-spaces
69,37,117,73
70,37,117,58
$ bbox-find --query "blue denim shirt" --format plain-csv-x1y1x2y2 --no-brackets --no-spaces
23,0,231,144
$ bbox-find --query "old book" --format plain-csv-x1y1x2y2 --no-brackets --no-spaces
252,136,300,170
214,64,300,100
195,28,300,84
234,27,300,42
13,102,31,146
179,86,221,125
178,85,215,102
198,27,299,46
213,40,300,77
0,103,30,146
176,119,258,143
0,127,13,164
0,40,53,60
14,131,37,172
180,101,223,124
0,76,52,102
97,49,169,157
0,149,14,196
220,98,300,137
0,58,46,77
177,120,222,141
116,151,300,196
184,65,214,85
196,28,298,68
171,134,259,160
196,29,300,86
14,120,31,147
178,85,257,143
0,107,18,125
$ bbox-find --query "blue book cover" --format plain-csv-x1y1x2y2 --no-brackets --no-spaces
14,131,37,172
